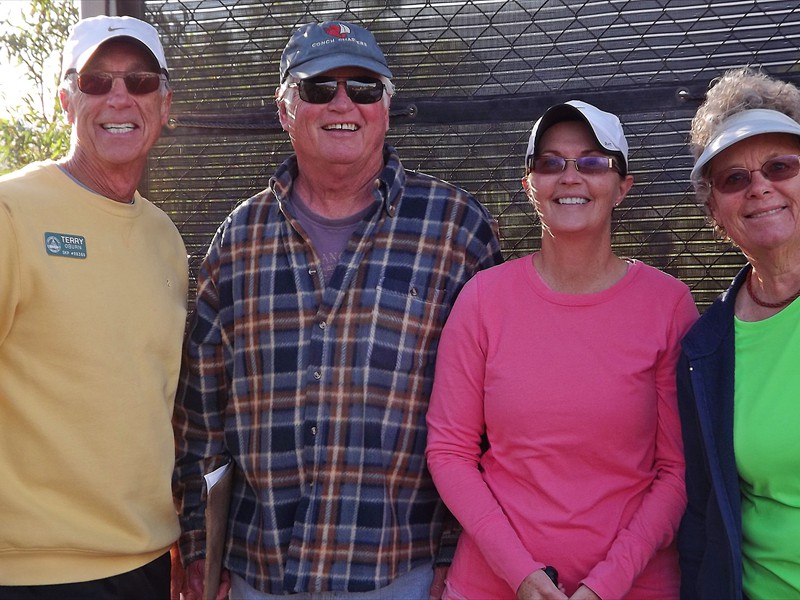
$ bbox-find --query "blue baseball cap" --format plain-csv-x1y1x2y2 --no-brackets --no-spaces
280,21,392,82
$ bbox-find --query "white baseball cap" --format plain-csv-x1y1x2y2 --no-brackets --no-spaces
691,109,800,182
526,100,629,174
61,15,168,79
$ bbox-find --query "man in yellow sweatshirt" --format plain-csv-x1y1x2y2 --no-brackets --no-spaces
0,15,187,600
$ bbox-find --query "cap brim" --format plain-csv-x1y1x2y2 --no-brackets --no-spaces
691,109,800,181
287,55,392,80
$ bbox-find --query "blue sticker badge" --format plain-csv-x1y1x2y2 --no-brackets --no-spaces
44,232,87,259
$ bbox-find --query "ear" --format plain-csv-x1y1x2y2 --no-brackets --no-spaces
521,174,531,194
159,88,173,127
59,88,75,124
615,173,634,206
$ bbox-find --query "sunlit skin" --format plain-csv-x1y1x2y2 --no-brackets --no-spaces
59,40,172,203
522,120,634,295
525,121,632,239
708,133,800,263
277,67,390,218
707,132,800,319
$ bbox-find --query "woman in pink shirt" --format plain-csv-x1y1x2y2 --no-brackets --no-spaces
426,101,698,600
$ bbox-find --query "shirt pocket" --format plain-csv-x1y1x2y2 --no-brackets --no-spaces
365,275,449,375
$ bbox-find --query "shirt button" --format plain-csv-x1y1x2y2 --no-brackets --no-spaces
313,371,321,380
319,321,327,329
387,205,396,216
410,286,418,297
311,426,317,436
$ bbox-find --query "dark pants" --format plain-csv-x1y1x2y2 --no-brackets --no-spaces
0,551,170,600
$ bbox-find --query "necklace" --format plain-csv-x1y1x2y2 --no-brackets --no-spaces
746,272,800,308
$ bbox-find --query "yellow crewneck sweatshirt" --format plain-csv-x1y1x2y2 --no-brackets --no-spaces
0,162,188,584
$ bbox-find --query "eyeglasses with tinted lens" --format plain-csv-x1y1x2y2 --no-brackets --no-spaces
289,77,385,104
710,154,800,194
529,155,619,175
70,70,164,95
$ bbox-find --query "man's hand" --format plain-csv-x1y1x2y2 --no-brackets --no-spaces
183,559,231,600
170,544,186,600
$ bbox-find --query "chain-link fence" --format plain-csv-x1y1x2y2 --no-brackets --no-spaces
134,0,800,308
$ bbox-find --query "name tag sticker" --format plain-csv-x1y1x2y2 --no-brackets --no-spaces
44,232,87,259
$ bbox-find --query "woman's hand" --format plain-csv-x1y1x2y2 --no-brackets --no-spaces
428,565,448,600
516,569,568,600
569,584,601,600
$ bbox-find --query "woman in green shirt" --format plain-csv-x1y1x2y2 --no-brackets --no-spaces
677,67,800,600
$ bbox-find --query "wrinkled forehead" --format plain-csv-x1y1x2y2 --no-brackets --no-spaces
82,38,160,72
709,132,800,169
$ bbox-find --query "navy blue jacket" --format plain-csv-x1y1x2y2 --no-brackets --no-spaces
676,265,748,600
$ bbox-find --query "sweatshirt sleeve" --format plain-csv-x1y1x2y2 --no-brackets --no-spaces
581,288,699,599
426,276,544,592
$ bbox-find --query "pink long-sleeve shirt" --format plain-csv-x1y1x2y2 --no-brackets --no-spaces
426,255,698,599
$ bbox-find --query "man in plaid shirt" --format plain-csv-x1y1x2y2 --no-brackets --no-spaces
173,20,502,599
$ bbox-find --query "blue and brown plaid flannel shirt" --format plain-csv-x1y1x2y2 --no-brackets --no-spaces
173,146,502,593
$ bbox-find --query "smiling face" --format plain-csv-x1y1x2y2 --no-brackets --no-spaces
278,66,390,179
707,132,800,258
525,120,633,237
60,39,171,182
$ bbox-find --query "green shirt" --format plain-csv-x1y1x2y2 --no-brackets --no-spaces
734,300,800,599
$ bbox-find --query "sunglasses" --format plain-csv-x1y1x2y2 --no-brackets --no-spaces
529,155,619,175
288,76,385,104
710,154,800,194
69,70,164,95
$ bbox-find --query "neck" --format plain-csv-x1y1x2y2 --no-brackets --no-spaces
293,168,381,219
60,152,142,203
737,258,800,319
536,233,625,294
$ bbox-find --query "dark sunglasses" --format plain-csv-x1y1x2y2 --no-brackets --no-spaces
529,155,619,175
288,76,385,104
710,154,800,194
69,70,164,95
